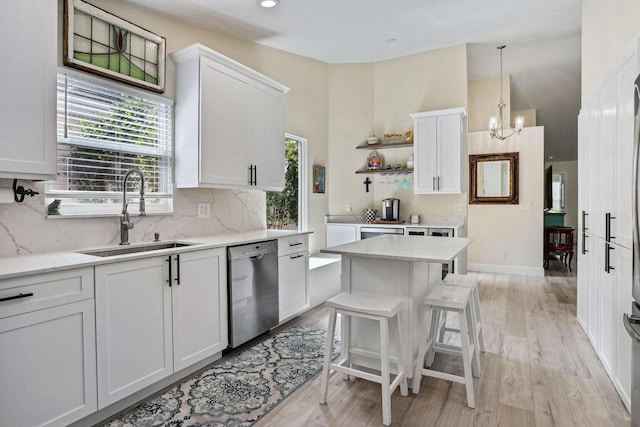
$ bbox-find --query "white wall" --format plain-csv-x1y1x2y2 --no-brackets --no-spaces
328,45,469,219
0,0,331,257
467,127,545,276
582,0,640,102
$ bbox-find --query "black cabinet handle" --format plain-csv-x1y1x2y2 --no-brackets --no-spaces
582,210,589,231
582,232,588,254
248,165,253,185
175,254,181,285
605,212,616,242
0,292,34,303
254,165,257,186
605,242,615,273
289,242,303,247
290,254,304,260
167,256,172,287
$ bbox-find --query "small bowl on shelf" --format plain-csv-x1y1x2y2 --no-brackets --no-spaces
367,136,380,145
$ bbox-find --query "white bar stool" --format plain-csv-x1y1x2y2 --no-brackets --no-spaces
412,285,478,408
439,273,484,353
319,292,408,426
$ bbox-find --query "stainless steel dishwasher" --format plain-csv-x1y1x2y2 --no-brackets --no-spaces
228,240,279,348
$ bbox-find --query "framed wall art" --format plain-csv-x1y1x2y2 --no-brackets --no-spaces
64,0,166,93
313,165,325,194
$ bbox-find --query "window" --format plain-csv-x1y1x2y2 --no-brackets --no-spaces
266,134,308,230
46,70,173,215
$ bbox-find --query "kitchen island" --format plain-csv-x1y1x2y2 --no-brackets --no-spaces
321,234,472,377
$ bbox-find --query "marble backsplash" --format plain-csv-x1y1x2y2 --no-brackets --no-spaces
0,181,266,257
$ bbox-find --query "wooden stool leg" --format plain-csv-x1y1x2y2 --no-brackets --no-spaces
342,313,352,380
394,315,408,397
425,308,439,367
412,305,431,394
458,306,476,408
379,317,392,426
466,304,481,377
320,307,337,404
473,286,485,352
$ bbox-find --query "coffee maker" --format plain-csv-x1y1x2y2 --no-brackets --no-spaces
381,198,400,221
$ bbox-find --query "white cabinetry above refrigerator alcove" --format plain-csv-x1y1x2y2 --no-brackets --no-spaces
171,43,290,191
410,108,467,194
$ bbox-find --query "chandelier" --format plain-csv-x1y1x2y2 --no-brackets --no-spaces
489,45,524,141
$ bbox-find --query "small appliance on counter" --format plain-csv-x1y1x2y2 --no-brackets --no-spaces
410,214,420,224
381,198,400,222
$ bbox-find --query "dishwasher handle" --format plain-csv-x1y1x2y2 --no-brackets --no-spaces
250,254,265,261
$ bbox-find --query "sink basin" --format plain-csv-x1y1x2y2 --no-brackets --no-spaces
79,242,197,257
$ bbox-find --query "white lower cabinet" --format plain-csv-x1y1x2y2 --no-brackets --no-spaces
95,248,227,408
613,244,633,407
278,235,309,322
95,256,172,408
0,269,96,427
326,224,359,247
172,249,228,371
278,250,309,322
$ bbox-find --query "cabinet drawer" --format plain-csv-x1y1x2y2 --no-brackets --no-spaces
278,235,308,256
0,268,94,319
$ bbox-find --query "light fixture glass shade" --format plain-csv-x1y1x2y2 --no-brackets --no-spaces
258,0,279,7
515,115,524,131
489,116,498,132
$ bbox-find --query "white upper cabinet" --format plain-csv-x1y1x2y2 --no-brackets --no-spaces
410,108,467,194
0,0,57,180
171,43,289,191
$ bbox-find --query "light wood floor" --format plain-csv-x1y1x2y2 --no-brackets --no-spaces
255,272,630,427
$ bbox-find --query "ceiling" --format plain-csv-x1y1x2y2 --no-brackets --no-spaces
122,0,583,161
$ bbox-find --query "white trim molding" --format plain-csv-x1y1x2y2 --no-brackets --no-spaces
468,263,545,277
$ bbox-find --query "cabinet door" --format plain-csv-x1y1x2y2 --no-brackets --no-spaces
586,233,601,347
0,300,97,427
248,82,286,191
326,224,358,247
414,116,438,193
614,244,633,408
587,94,603,238
200,57,250,187
614,48,636,250
0,0,56,179
172,248,228,371
278,251,309,322
95,256,173,408
576,231,589,331
598,241,616,376
437,114,462,193
598,74,617,244
577,109,590,234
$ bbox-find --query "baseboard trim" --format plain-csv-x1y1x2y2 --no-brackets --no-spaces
468,263,545,277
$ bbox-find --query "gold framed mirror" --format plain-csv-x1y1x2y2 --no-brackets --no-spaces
469,152,519,204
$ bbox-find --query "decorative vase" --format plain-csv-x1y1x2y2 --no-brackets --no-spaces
363,208,377,223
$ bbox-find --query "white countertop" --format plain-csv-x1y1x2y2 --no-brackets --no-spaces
0,229,311,281
325,215,465,231
320,234,472,262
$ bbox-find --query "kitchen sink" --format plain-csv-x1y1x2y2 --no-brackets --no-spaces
79,242,198,257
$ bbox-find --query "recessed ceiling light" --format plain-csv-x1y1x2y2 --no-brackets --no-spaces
258,0,279,8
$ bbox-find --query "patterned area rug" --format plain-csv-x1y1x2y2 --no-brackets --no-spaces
104,324,339,426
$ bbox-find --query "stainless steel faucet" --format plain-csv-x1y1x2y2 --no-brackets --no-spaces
120,168,146,245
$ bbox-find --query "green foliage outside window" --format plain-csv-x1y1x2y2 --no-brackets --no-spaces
266,139,298,229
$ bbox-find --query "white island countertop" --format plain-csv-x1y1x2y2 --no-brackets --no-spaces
321,234,472,263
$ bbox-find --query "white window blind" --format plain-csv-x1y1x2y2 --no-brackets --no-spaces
46,71,173,215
